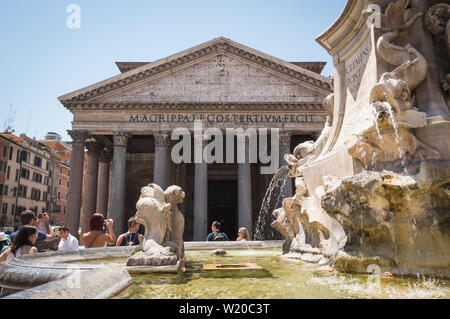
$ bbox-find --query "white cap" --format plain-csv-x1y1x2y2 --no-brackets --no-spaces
0,232,7,242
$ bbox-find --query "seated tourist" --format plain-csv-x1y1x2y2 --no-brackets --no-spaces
82,213,116,248
116,217,143,246
9,210,54,250
206,221,229,241
0,226,39,297
0,232,10,254
58,226,79,252
236,227,251,241
0,226,39,262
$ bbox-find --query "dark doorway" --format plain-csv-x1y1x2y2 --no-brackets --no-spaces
208,180,238,241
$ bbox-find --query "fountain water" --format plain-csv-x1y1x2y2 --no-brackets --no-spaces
253,166,290,240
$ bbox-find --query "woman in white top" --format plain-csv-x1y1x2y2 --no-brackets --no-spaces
237,227,251,241
0,226,38,262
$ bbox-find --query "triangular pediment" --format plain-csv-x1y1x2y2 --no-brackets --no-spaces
59,37,331,106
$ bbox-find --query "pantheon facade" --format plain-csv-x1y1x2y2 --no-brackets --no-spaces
59,37,332,240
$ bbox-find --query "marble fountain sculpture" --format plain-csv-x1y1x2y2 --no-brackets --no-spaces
126,183,186,271
274,0,450,277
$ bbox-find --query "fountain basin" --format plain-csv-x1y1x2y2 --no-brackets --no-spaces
0,241,283,298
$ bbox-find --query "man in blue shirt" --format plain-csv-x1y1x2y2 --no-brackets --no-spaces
206,221,229,241
9,210,55,250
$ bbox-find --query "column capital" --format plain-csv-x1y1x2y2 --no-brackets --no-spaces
113,132,131,147
67,130,88,147
85,141,103,154
99,150,113,163
154,132,170,146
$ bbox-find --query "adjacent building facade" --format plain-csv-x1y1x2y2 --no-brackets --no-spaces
0,134,55,227
59,38,332,240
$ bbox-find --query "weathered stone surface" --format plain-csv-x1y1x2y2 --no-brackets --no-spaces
334,251,396,274
92,54,324,104
322,162,450,272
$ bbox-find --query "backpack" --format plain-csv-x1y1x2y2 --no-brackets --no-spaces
212,232,227,241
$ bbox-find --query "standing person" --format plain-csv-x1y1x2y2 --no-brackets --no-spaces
237,227,251,241
0,226,38,262
58,226,79,252
116,217,143,246
82,213,116,248
9,210,54,250
206,221,229,241
0,232,10,254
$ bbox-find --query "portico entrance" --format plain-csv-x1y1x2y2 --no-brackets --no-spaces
208,179,238,241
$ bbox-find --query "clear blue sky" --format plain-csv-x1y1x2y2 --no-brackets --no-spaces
0,0,347,141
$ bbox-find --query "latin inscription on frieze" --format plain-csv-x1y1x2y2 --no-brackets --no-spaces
128,113,326,124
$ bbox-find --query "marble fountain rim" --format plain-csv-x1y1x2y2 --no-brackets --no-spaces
0,241,284,299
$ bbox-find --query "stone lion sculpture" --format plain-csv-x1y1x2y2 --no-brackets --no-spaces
126,183,185,267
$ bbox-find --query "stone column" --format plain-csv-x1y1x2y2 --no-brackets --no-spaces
66,130,88,236
79,141,102,234
96,149,112,216
153,132,169,189
108,132,130,235
279,132,293,201
193,139,208,241
237,135,253,236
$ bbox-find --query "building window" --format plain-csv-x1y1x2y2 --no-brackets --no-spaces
6,166,10,180
21,168,30,179
2,145,7,158
60,167,63,174
65,193,68,200
1,203,7,215
46,162,49,170
22,151,30,163
43,192,48,201
4,185,8,196
0,184,3,195
34,156,42,168
59,178,62,186
9,147,13,160
31,188,41,201
18,185,28,198
0,161,3,172
15,169,18,182
58,192,61,200
67,181,69,188
11,204,15,215
32,172,43,183
68,170,70,177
